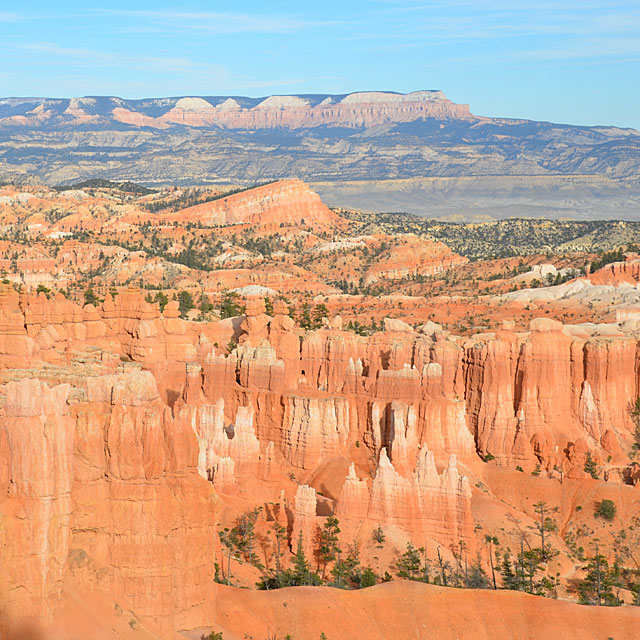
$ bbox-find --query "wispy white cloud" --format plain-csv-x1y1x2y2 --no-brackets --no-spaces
25,42,228,76
0,12,23,22
18,42,310,95
93,9,332,35
332,1,640,59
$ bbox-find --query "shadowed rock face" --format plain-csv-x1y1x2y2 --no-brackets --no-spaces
1,91,639,220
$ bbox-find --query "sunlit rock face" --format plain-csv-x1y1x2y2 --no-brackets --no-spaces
1,282,639,637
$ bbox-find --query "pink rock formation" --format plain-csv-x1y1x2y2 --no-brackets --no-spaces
111,91,473,131
364,234,468,285
588,257,640,285
336,447,474,549
159,179,343,231
291,484,318,558
1,289,640,636
0,369,217,635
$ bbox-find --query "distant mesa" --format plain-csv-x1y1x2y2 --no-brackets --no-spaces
0,90,472,131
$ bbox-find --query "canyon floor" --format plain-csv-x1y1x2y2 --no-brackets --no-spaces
0,179,639,639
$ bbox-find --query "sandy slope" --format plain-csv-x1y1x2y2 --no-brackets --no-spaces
202,581,640,640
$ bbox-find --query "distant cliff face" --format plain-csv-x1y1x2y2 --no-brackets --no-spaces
0,91,639,220
114,91,471,129
0,91,471,130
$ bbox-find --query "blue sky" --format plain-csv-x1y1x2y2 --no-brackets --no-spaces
1,1,639,128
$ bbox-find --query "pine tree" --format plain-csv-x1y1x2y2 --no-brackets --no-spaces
435,546,451,586
584,452,599,479
218,528,235,586
578,550,621,606
312,303,329,328
499,551,519,590
372,525,386,545
230,507,263,569
396,542,422,580
292,532,312,586
299,303,312,329
466,555,490,589
360,567,377,588
330,548,353,588
272,522,287,577
177,290,195,317
533,501,559,560
317,516,341,578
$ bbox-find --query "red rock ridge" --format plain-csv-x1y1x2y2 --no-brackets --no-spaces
159,178,345,230
111,91,473,130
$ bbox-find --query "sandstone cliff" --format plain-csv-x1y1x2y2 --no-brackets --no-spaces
2,288,640,636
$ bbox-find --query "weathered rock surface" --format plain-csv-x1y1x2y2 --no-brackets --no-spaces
160,179,343,231
2,289,640,637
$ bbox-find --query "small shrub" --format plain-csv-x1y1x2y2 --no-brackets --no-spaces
594,499,616,521
584,452,599,479
515,465,524,472
372,525,385,544
360,567,377,588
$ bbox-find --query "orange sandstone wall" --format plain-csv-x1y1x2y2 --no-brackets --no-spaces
1,289,639,636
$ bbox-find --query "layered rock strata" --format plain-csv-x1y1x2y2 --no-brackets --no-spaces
2,288,640,635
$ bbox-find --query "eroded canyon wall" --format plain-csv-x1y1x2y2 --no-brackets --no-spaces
1,287,639,634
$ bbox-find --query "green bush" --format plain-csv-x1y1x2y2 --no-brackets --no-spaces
594,499,616,521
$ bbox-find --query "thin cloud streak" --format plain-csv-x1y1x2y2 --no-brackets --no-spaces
0,12,23,22
93,9,334,34
18,42,312,95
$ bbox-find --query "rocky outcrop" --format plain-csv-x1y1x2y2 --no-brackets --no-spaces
3,290,640,636
0,370,217,635
109,91,472,131
160,179,343,231
588,258,640,286
336,447,473,548
291,484,318,558
364,234,468,285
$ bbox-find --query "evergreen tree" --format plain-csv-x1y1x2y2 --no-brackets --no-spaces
330,546,359,588
317,516,341,578
435,546,451,586
533,501,559,560
218,528,235,586
312,303,329,328
584,452,599,479
199,293,214,313
229,507,263,569
177,290,195,317
360,567,377,588
396,543,421,580
219,290,245,319
372,525,386,545
466,555,490,589
272,522,287,577
578,551,621,606
83,287,100,307
154,291,168,312
299,303,312,329
499,551,520,590
292,532,313,586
